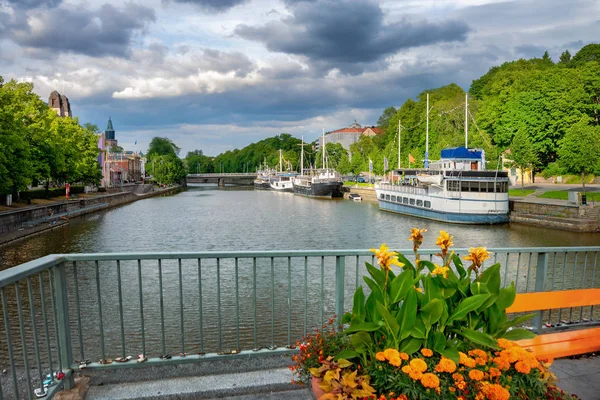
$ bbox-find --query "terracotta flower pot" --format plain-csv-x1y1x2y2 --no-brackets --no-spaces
311,376,326,399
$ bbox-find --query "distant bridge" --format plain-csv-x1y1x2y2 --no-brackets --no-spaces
187,173,257,186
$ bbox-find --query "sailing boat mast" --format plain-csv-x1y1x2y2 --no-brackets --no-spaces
465,93,468,148
322,128,325,169
398,120,401,169
425,93,429,169
300,135,304,175
279,149,283,173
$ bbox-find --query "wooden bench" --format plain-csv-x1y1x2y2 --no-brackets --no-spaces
506,288,600,361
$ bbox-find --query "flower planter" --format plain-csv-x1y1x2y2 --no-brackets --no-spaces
311,376,325,399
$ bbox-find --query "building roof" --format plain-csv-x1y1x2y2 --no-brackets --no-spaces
106,117,114,132
440,147,483,160
329,127,364,134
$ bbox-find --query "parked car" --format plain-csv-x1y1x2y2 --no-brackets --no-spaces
357,177,366,183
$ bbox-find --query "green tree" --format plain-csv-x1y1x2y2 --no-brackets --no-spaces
559,50,571,64
377,106,397,130
506,128,539,193
557,117,600,197
148,137,180,157
569,44,600,68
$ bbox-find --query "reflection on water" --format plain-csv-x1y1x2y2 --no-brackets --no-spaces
0,185,599,366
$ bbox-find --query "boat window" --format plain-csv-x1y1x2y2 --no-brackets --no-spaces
391,195,397,202
385,194,390,201
461,181,470,192
380,193,385,199
409,198,415,205
403,197,408,204
447,180,460,191
424,201,431,208
417,199,423,207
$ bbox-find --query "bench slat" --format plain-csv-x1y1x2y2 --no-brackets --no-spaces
507,289,600,313
517,336,600,361
516,327,600,347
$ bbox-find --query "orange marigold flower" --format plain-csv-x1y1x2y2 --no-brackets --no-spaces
420,373,440,389
435,357,457,373
399,352,409,361
459,352,477,368
376,352,386,362
452,373,465,382
397,395,408,400
456,381,467,390
515,361,531,374
409,369,423,380
497,338,514,349
410,358,428,373
469,369,485,381
449,387,456,393
493,356,511,371
401,365,412,374
481,383,510,400
488,367,501,378
421,348,433,357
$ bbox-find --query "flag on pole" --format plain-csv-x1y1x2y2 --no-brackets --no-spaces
369,159,373,172
383,157,388,173
409,153,416,163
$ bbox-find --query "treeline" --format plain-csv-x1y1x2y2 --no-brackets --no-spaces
185,44,600,182
0,77,102,196
184,134,320,174
145,137,187,185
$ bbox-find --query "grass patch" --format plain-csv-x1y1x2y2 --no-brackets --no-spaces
343,181,374,187
539,191,600,201
508,189,535,196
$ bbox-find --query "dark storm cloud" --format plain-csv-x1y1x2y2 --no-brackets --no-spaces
164,0,250,13
5,0,62,9
235,0,470,74
7,3,155,57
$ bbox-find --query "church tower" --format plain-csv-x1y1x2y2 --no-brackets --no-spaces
104,117,118,148
48,90,72,117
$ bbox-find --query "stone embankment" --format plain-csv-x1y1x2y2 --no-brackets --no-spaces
0,185,182,246
509,199,600,232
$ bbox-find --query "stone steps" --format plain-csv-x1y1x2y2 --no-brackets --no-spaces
85,367,312,400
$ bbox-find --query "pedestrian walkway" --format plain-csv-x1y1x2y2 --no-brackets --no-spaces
552,356,600,400
80,355,598,400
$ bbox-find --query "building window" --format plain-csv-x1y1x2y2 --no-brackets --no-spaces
424,201,431,208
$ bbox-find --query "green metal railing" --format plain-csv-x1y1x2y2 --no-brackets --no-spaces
0,246,599,399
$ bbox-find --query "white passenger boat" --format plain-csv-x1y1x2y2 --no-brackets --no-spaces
375,147,509,224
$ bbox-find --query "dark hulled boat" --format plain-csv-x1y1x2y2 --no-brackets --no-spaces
292,169,343,198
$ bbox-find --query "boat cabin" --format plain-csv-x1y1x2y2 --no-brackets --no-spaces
429,147,486,171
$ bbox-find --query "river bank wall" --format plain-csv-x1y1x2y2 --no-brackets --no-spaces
343,186,377,201
0,185,182,246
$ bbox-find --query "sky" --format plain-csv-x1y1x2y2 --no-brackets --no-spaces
0,0,598,157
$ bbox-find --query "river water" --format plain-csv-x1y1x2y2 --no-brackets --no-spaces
0,185,599,367
1,185,598,269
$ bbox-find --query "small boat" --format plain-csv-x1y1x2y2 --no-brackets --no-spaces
348,193,362,201
270,173,296,192
254,162,274,190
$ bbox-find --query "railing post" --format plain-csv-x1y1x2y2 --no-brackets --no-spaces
335,256,345,326
53,263,74,390
532,252,549,332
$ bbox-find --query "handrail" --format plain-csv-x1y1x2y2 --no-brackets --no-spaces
0,246,599,399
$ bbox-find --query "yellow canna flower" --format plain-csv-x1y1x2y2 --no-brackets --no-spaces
431,264,450,279
408,228,427,251
369,243,404,271
463,247,493,269
435,230,454,251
